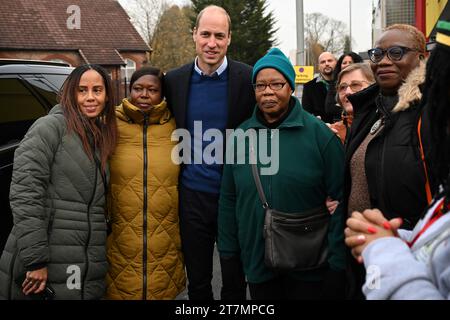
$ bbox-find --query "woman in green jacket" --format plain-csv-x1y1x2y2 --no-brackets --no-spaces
218,48,346,300
0,64,117,299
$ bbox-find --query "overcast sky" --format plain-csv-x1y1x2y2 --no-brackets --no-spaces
267,0,374,58
133,0,374,61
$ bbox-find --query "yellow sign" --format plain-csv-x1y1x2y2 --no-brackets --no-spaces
426,0,449,37
294,65,314,84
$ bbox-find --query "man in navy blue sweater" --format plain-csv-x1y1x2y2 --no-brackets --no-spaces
164,5,255,300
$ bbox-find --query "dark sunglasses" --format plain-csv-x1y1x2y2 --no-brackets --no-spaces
367,46,419,63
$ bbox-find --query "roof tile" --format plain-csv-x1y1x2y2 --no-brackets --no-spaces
0,0,150,64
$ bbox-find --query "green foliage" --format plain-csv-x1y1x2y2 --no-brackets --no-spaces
150,5,196,72
191,0,277,66
343,35,352,53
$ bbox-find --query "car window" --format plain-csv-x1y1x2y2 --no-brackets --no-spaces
0,78,48,145
42,74,68,90
24,77,60,106
0,65,70,254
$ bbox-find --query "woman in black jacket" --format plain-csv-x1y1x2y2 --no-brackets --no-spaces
343,24,430,299
345,20,450,299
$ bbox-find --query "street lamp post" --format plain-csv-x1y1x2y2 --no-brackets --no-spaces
296,0,305,65
349,0,352,51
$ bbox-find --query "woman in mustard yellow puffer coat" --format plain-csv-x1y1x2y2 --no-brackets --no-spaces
105,67,185,299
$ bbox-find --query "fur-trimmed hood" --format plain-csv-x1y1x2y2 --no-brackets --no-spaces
393,60,426,113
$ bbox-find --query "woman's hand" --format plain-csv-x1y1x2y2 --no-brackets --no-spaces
344,209,403,262
326,196,339,215
22,267,48,295
329,121,346,143
325,122,339,134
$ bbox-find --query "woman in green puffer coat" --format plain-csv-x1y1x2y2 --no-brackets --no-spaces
0,64,117,300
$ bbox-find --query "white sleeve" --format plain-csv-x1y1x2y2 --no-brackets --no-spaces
397,229,413,241
362,237,449,300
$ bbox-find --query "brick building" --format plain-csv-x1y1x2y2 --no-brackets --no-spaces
0,0,151,101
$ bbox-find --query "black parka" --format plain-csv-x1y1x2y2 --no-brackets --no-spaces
345,62,430,230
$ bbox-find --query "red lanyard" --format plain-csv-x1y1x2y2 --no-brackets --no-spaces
408,198,448,248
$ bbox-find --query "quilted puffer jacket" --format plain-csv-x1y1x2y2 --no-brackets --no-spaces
0,105,109,300
105,99,185,300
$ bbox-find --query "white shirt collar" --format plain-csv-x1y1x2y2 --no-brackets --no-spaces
194,56,228,76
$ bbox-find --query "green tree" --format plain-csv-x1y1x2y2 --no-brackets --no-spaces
343,35,352,54
191,0,277,66
150,5,196,72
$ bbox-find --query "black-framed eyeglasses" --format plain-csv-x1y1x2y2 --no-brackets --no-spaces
367,46,419,63
253,82,287,92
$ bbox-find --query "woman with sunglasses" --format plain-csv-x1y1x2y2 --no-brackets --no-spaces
343,24,430,299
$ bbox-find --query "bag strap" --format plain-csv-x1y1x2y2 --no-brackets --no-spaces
417,115,432,204
251,163,270,209
249,140,270,209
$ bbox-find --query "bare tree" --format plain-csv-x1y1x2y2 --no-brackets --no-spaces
304,12,349,68
120,0,168,45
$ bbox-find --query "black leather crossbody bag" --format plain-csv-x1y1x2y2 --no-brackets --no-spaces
251,162,330,271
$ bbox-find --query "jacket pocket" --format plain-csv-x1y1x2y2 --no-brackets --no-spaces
9,249,27,299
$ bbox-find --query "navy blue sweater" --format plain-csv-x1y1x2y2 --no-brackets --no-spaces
181,70,229,194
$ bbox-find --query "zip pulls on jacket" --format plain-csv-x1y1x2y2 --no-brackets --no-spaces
81,144,99,300
142,113,149,300
93,152,110,234
373,94,396,221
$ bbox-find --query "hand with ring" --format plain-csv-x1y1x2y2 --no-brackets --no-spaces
22,267,48,295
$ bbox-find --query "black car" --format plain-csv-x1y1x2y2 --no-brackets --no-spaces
0,60,73,252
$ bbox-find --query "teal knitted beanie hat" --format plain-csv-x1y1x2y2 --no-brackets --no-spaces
252,48,296,90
